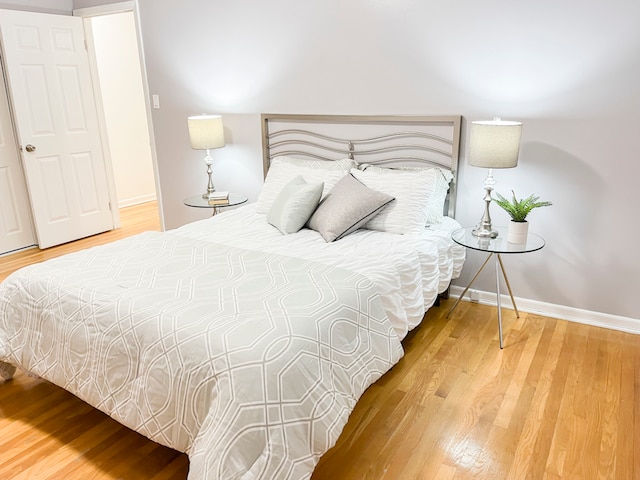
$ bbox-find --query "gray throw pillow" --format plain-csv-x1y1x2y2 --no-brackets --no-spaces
267,176,324,234
307,173,394,242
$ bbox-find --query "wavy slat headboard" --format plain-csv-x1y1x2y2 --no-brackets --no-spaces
261,114,462,218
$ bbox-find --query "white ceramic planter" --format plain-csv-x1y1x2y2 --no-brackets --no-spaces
507,220,529,244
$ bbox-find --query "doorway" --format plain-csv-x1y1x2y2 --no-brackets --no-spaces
0,3,160,255
77,4,157,211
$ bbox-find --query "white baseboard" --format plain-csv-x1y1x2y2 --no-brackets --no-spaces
117,193,157,208
0,244,36,258
449,286,640,335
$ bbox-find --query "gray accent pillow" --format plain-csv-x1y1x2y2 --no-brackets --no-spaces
307,173,395,242
267,176,324,234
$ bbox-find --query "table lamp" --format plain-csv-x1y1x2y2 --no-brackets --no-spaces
187,114,225,199
468,118,522,238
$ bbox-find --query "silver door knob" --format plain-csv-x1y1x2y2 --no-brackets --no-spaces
25,144,36,153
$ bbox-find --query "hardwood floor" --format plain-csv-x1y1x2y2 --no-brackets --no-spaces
0,200,161,283
0,202,638,479
313,305,639,480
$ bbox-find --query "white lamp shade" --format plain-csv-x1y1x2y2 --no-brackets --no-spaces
188,114,225,150
468,119,522,168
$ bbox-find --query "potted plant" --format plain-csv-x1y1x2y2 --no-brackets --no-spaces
494,191,552,243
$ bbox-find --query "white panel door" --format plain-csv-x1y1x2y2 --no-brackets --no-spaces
0,9,113,249
0,60,35,254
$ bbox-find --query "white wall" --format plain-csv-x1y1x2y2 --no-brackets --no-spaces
136,0,640,324
90,10,156,207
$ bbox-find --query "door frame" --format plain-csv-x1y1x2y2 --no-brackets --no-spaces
73,1,164,231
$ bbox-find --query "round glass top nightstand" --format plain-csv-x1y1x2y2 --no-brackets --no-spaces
448,226,545,349
451,226,545,254
183,193,248,215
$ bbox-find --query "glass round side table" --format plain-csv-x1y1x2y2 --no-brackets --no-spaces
447,226,545,349
183,193,248,216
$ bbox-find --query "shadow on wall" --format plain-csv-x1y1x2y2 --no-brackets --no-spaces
454,138,607,313
515,140,605,311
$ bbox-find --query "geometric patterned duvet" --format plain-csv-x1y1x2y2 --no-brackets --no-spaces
0,231,403,479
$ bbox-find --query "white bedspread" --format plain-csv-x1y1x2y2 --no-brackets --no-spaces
0,206,464,479
174,204,464,340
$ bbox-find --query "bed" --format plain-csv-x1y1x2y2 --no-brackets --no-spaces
0,114,464,479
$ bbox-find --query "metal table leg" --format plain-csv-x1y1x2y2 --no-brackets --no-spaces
495,254,504,349
447,252,493,318
448,252,519,349
497,254,519,318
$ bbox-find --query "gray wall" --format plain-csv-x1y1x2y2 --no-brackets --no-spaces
0,0,71,13
140,1,640,322
73,0,121,9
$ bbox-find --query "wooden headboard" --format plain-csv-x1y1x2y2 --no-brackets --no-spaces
261,114,462,218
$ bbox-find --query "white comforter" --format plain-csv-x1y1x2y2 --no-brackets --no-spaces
0,206,463,479
175,205,465,340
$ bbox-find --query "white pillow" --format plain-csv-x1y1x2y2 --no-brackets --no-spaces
350,167,440,234
256,156,356,214
267,176,323,234
358,165,453,225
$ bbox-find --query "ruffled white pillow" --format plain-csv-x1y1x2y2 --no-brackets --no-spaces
356,165,453,227
351,167,442,234
256,156,356,214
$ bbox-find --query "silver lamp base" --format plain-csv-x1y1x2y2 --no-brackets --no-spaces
472,223,498,238
472,170,499,238
201,149,216,199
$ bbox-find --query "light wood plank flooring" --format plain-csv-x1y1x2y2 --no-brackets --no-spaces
0,201,161,283
0,202,638,479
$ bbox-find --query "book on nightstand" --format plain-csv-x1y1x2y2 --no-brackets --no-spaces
207,191,228,200
207,192,229,206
